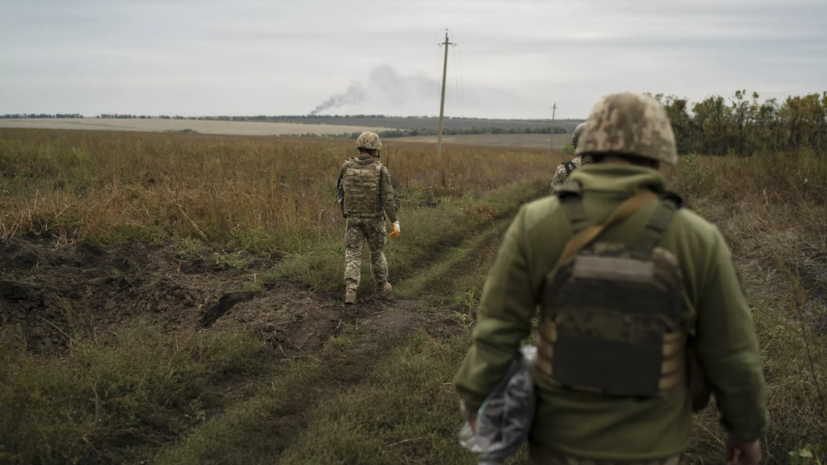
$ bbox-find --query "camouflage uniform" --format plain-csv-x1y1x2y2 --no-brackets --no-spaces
337,133,398,293
455,94,767,463
344,216,388,290
550,156,585,192
551,123,589,193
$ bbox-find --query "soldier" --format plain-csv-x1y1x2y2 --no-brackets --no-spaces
550,122,589,192
454,93,767,465
337,132,400,305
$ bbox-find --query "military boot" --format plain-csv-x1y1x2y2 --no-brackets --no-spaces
345,289,357,305
377,282,392,299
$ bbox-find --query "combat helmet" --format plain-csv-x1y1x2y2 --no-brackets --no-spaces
571,122,587,148
575,93,678,165
355,132,383,151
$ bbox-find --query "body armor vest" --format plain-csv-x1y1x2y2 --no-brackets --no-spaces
537,183,686,399
342,158,383,217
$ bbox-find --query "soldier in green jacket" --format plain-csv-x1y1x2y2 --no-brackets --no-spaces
337,132,399,305
454,93,767,465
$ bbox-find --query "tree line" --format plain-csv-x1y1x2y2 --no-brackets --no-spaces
4,91,825,156
653,91,827,156
1,114,82,119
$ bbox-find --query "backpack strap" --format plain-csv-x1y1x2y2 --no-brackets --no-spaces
555,182,588,235
630,191,682,260
555,190,658,267
563,160,577,176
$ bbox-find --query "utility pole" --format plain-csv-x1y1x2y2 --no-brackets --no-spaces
549,103,557,155
437,30,455,157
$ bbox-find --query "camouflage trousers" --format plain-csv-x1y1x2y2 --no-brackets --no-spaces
529,448,683,465
344,216,388,291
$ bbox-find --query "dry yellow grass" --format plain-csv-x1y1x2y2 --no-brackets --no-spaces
0,129,562,253
395,133,572,149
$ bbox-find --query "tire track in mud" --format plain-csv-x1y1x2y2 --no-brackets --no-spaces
389,204,520,288
154,208,525,462
395,215,511,301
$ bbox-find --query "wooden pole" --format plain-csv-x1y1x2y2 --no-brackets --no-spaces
437,31,454,157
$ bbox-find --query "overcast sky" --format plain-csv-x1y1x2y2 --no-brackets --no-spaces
1,0,825,119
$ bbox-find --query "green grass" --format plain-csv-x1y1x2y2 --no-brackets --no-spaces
0,323,277,464
156,329,478,465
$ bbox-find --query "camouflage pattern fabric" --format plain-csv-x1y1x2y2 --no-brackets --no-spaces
576,93,678,166
344,216,388,290
342,157,383,217
355,131,383,150
550,156,589,193
529,450,683,465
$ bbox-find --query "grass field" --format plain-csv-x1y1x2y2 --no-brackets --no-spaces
245,116,583,132
1,128,826,464
395,133,572,149
0,118,388,136
0,119,577,149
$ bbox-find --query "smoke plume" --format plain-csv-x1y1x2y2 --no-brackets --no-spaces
309,65,438,115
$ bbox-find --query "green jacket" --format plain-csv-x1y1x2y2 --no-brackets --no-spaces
454,164,767,460
337,155,398,223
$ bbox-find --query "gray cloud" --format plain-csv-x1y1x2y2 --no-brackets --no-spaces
1,0,825,118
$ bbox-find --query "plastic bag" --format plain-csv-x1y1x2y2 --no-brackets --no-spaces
459,345,537,465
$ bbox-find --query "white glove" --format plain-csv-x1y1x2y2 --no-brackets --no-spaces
393,221,400,232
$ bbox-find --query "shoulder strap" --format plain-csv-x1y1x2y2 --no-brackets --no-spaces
563,160,577,176
555,190,658,267
630,192,682,259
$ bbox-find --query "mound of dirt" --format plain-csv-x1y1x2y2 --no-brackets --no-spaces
1,234,463,355
0,234,283,350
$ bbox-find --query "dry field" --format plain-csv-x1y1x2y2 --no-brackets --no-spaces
0,118,387,136
1,128,826,464
395,133,572,149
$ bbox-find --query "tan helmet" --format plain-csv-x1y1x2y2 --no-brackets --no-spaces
355,132,383,150
575,93,678,165
571,122,587,147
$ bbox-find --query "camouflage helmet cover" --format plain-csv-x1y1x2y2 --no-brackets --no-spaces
355,132,383,150
571,122,587,147
575,93,678,165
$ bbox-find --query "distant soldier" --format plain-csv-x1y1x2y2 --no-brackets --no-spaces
455,93,767,465
550,122,589,192
337,132,400,305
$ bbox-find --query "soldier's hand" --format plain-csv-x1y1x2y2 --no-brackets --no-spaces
389,221,400,239
725,435,761,465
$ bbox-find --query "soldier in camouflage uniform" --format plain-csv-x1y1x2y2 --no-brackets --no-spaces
455,94,767,465
337,132,400,305
550,122,589,193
